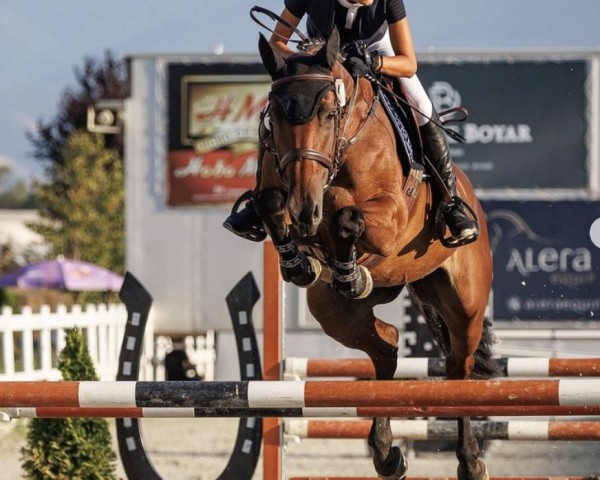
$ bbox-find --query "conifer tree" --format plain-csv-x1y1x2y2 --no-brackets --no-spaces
28,131,125,271
21,328,117,479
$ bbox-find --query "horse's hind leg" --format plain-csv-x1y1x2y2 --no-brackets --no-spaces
307,283,407,480
409,264,496,480
446,328,490,480
254,187,321,287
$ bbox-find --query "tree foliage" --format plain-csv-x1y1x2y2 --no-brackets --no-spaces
0,165,38,209
28,131,125,272
27,50,127,174
21,328,118,479
26,49,127,273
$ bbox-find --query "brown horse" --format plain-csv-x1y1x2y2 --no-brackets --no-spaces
253,30,500,480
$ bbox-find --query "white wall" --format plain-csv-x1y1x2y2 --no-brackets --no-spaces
125,56,264,334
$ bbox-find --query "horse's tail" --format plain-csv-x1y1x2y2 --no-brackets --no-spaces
470,317,502,379
415,303,502,380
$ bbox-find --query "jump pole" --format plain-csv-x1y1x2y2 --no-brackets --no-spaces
288,477,595,480
1,379,600,408
285,419,600,441
4,404,600,419
284,357,600,379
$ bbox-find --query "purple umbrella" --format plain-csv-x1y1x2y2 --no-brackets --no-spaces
0,258,124,292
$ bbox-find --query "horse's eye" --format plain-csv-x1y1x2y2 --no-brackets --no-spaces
327,110,338,120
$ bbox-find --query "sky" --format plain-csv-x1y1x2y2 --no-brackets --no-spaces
1,0,600,183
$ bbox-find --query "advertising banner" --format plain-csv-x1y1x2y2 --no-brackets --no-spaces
165,59,590,203
167,62,269,205
419,61,588,189
483,200,600,320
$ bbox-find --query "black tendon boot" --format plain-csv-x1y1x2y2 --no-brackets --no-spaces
419,113,479,245
223,191,267,242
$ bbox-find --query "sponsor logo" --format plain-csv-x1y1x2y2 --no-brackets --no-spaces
427,81,533,145
186,83,269,153
488,209,594,284
487,208,598,317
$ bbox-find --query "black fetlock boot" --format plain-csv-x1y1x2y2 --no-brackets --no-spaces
223,190,267,242
419,113,479,245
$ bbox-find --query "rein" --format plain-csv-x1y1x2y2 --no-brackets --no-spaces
368,75,468,144
250,6,326,53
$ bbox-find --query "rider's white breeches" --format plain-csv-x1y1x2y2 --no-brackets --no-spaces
370,30,433,126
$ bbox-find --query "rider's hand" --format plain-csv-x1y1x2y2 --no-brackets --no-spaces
343,43,382,77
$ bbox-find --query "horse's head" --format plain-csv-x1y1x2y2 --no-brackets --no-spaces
259,30,350,237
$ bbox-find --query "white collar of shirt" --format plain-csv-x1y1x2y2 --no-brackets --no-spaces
337,0,363,29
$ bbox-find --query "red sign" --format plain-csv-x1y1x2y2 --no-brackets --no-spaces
167,75,270,205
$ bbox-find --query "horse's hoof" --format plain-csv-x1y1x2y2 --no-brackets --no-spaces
299,256,322,288
457,459,489,480
354,266,373,299
282,255,322,287
374,446,407,480
334,265,373,299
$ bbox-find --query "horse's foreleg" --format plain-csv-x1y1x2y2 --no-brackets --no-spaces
330,195,404,299
331,206,372,299
446,338,488,480
307,284,407,480
254,187,321,287
369,418,407,480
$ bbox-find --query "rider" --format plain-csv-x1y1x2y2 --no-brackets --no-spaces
224,0,479,244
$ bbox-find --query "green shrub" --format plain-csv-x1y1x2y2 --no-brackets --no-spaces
0,287,19,310
21,328,117,479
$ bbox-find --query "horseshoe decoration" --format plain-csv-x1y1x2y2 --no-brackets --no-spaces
116,271,263,480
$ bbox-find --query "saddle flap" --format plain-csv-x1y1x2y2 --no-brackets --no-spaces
377,77,424,210
377,78,424,175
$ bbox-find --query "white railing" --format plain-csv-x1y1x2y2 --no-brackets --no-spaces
0,303,218,382
0,303,144,381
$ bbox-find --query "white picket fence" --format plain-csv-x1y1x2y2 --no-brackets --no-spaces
0,303,217,382
0,303,146,381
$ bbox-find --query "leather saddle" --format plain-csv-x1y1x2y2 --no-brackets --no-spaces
377,77,425,212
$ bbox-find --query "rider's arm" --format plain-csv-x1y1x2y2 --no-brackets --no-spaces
269,8,301,59
378,17,417,78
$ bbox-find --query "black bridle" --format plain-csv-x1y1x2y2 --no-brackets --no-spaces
260,71,378,187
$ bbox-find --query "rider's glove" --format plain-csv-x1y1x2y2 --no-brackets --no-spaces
343,43,382,77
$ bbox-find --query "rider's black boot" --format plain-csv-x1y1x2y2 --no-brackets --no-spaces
419,113,479,244
223,191,267,242
223,133,269,242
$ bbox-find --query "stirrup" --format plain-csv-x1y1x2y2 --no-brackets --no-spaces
435,196,479,248
223,190,267,242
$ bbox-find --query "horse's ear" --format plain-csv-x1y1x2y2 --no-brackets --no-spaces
317,27,340,69
258,33,285,78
